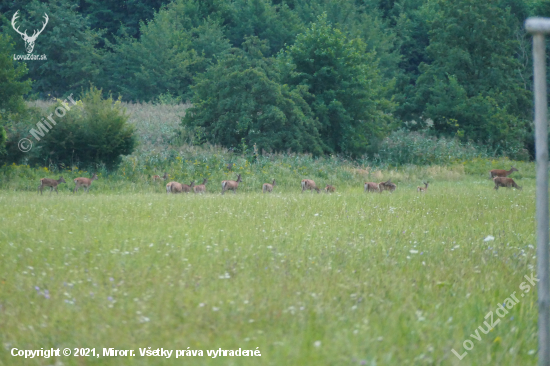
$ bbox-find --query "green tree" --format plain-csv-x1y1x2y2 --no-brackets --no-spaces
183,37,324,154
103,2,231,101
0,0,105,98
78,0,169,41
413,0,531,156
280,14,394,156
38,86,136,170
0,34,31,117
0,33,32,158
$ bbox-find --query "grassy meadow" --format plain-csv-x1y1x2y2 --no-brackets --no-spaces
0,174,539,365
0,101,539,365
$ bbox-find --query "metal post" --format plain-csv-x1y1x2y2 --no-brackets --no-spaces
526,17,550,366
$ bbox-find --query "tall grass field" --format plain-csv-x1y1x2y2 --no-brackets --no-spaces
0,174,538,365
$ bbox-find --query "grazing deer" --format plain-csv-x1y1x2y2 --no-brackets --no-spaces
181,181,195,193
493,177,522,190
194,179,208,194
38,176,66,195
166,181,183,193
325,184,336,193
222,174,242,195
153,172,168,181
167,181,194,194
417,182,429,192
301,179,320,193
490,166,518,179
379,179,396,192
364,182,380,193
263,179,276,193
74,173,98,193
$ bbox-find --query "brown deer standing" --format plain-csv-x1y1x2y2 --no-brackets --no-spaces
489,166,518,179
301,179,320,193
38,176,66,195
364,182,381,193
379,179,396,192
167,181,194,194
263,179,276,193
194,179,208,194
222,174,242,195
181,181,195,193
153,172,168,181
166,182,179,194
74,174,98,193
325,184,336,193
417,182,429,192
493,177,522,190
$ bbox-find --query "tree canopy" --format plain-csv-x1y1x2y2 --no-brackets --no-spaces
0,0,548,159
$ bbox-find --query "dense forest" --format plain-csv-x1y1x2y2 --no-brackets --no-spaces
1,0,549,167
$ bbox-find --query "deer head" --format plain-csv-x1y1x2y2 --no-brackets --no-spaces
12,11,48,54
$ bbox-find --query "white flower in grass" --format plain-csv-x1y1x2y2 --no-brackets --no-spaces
484,235,495,242
313,341,321,348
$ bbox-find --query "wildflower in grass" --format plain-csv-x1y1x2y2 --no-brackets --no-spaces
313,341,321,348
44,290,50,299
212,307,219,311
484,235,495,242
108,296,113,302
109,277,114,282
35,286,40,292
410,250,419,254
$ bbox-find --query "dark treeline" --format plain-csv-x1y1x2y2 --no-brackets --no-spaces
1,0,549,162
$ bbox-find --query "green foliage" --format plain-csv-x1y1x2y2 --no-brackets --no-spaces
413,0,532,154
154,92,183,106
0,0,105,98
0,0,543,159
78,0,169,41
183,37,324,154
38,86,135,170
103,3,231,101
0,34,31,118
0,126,6,155
280,14,394,156
375,128,490,166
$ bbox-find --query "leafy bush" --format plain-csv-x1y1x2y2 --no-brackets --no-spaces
374,129,489,166
37,86,136,170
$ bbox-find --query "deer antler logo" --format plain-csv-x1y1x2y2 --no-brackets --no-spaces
11,10,48,54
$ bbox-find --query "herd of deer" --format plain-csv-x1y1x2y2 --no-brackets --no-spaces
36,166,522,195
